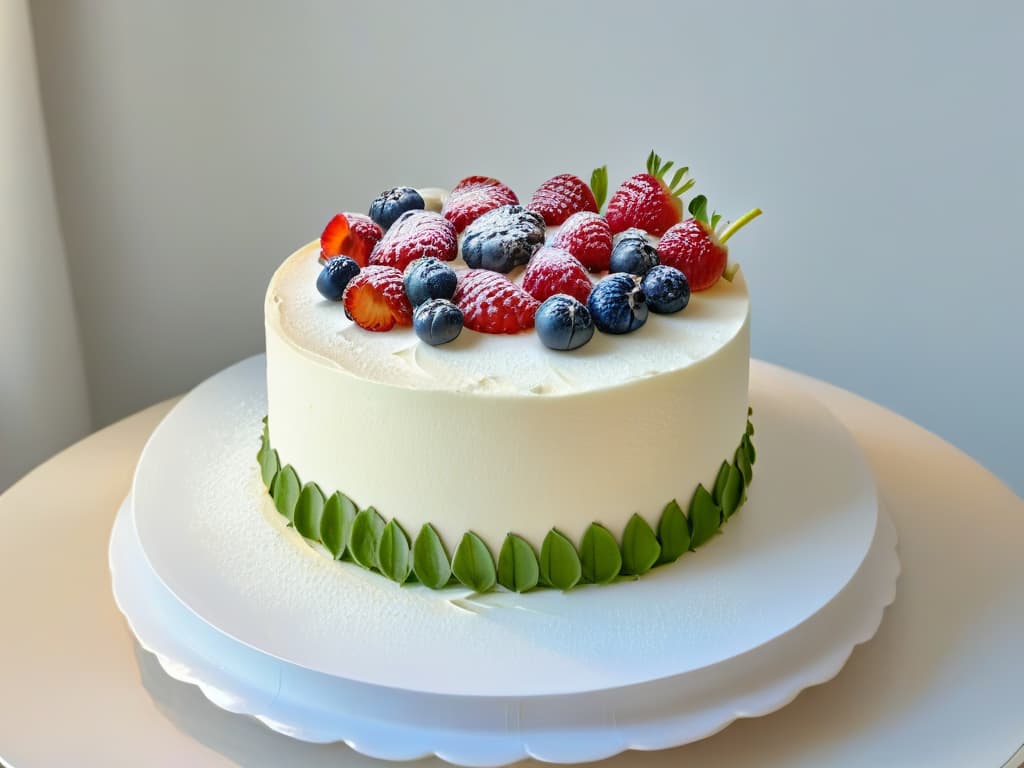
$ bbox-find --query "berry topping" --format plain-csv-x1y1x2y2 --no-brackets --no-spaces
441,176,519,233
641,265,690,314
342,265,413,332
609,229,659,275
453,270,540,334
657,195,762,291
587,273,648,334
461,205,546,273
316,256,361,302
522,246,593,304
368,186,425,230
320,212,383,267
605,151,695,236
413,298,464,346
526,173,598,226
548,211,613,272
369,210,458,272
535,294,595,351
403,257,458,306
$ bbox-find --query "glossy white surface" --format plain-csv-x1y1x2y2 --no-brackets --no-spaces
133,356,874,696
1,361,1022,767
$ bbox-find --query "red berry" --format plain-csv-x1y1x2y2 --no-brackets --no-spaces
526,174,598,226
453,270,540,334
342,265,413,331
605,152,694,237
320,213,383,266
369,210,458,271
658,220,728,292
522,247,593,304
549,212,613,272
442,176,518,233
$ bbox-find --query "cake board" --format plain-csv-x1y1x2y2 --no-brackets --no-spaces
112,356,900,765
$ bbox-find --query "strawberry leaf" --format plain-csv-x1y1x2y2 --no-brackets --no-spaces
646,150,657,176
659,160,674,180
590,165,608,212
711,211,723,230
688,195,709,225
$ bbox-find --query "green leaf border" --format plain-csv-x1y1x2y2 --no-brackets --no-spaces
259,411,757,593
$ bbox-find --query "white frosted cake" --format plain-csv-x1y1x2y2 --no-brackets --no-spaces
259,154,761,591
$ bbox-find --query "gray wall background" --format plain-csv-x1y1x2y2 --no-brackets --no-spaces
30,0,1023,495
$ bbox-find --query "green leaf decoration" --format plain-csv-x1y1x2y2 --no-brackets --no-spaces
349,507,386,570
497,534,540,593
621,513,661,576
720,464,744,520
579,523,622,584
272,465,301,523
590,165,608,212
742,432,757,466
688,194,709,225
748,406,753,416
669,166,691,194
377,520,412,584
413,524,451,589
711,211,723,230
539,529,582,590
689,484,722,548
260,446,280,488
746,419,755,437
736,444,753,486
320,492,357,559
657,499,691,564
293,483,325,540
452,532,496,593
646,149,658,176
713,460,731,507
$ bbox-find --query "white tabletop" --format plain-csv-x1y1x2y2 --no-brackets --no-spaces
1,361,1022,768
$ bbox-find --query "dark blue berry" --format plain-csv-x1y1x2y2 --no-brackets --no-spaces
403,257,457,306
316,256,361,301
609,229,659,275
413,298,464,346
461,205,545,273
368,186,425,230
535,294,595,351
587,273,648,334
641,265,690,314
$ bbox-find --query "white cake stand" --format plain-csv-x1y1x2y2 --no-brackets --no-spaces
111,357,899,766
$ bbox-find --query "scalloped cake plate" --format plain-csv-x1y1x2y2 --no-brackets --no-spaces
114,356,900,763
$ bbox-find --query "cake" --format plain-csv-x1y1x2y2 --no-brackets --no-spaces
260,153,761,592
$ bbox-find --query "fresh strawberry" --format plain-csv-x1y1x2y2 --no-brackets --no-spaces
526,173,598,225
658,195,762,291
441,176,518,233
369,210,458,271
342,265,413,331
522,247,593,304
453,270,540,334
605,151,695,236
548,211,613,272
320,212,383,266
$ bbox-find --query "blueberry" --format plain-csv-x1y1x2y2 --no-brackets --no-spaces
641,265,690,314
316,256,361,301
587,273,648,334
609,229,659,275
403,257,458,306
368,186,425,230
535,294,595,351
413,298,464,346
461,205,545,273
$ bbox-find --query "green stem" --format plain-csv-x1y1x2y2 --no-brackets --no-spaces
718,208,763,245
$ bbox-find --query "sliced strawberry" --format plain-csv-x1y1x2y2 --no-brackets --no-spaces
526,174,598,226
320,212,383,266
605,151,695,236
522,247,593,304
369,210,458,271
548,212,613,272
453,270,539,334
442,176,518,233
342,265,413,331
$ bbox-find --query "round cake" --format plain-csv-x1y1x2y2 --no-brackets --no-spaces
260,156,760,591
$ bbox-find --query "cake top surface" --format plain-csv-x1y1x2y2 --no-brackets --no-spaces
266,240,749,396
